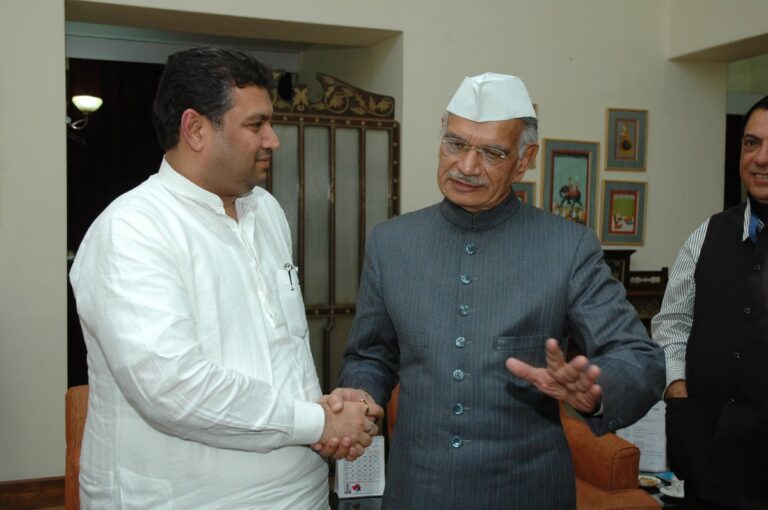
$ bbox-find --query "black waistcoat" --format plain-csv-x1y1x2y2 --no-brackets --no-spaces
688,204,768,404
686,203,768,506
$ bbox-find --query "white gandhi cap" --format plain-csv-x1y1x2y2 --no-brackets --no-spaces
446,72,536,122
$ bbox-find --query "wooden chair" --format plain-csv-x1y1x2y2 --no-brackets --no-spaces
626,267,670,334
65,385,89,510
386,385,659,510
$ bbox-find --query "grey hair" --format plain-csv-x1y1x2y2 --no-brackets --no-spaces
517,117,538,159
441,112,539,160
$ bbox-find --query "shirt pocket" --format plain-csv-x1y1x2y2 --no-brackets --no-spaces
492,335,549,366
276,265,309,338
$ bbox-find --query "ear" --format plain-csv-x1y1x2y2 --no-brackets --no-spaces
512,144,538,181
179,108,207,152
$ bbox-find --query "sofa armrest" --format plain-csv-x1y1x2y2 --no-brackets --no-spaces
561,404,640,492
576,478,661,510
66,385,89,510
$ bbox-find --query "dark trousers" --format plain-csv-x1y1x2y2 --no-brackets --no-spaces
666,397,768,510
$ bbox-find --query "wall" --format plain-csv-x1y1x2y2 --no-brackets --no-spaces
1,0,764,480
728,53,768,114
669,0,768,60
292,0,728,271
0,1,67,479
729,54,768,94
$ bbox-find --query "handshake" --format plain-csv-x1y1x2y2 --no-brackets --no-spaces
311,388,384,461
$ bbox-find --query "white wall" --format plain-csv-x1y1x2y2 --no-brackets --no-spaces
669,0,768,59
0,0,67,480
1,0,765,480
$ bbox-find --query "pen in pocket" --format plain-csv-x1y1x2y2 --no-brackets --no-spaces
284,262,296,291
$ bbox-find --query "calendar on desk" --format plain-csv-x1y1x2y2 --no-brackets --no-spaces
334,435,385,499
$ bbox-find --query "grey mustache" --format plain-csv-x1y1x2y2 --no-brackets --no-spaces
447,170,488,186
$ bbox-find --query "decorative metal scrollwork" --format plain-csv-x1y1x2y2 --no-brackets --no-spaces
270,71,395,119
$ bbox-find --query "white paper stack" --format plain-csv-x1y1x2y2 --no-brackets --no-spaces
616,400,667,472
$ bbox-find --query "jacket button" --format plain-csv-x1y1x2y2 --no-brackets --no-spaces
451,436,463,448
465,243,477,255
452,369,465,381
455,336,467,348
460,273,472,284
744,307,751,314
452,403,464,415
732,351,740,359
458,304,470,316
754,264,762,271
727,398,735,405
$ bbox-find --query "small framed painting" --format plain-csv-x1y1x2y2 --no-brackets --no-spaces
605,108,648,171
541,139,599,228
513,181,536,206
600,180,647,245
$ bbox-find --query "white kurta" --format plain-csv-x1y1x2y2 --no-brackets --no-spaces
70,159,328,510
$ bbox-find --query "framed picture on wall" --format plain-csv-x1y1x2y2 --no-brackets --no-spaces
600,180,647,245
605,108,648,171
513,181,536,206
541,139,599,228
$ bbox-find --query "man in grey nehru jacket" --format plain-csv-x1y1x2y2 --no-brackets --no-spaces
335,73,665,509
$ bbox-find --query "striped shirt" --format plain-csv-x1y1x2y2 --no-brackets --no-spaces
651,202,763,388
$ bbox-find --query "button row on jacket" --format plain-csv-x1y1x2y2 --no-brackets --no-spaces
455,241,474,449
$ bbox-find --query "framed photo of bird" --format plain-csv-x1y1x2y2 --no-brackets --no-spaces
605,108,648,171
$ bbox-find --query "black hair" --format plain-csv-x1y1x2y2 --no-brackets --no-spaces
152,46,273,150
742,95,768,137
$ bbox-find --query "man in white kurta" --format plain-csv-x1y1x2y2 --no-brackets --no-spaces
70,46,378,510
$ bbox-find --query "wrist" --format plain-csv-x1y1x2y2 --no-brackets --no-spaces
664,379,687,400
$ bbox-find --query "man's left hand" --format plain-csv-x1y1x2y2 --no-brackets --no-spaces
505,338,602,414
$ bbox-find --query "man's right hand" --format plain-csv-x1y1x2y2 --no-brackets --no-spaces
664,379,687,400
316,400,376,460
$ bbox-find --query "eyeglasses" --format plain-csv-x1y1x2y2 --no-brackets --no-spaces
440,135,513,165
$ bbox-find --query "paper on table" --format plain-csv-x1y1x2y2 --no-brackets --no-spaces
616,400,667,472
334,436,385,499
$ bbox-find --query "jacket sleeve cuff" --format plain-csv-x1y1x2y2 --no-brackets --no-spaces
287,400,326,446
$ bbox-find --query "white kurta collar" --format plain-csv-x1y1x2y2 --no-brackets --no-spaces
154,157,259,215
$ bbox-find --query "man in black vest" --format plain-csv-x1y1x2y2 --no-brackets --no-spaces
653,95,768,510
